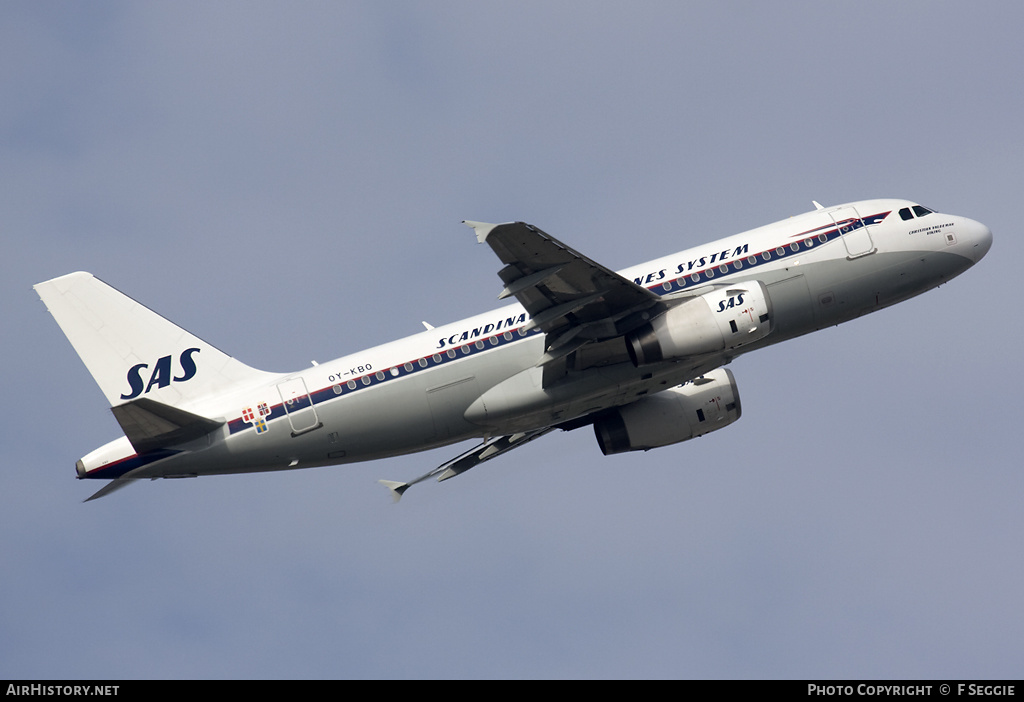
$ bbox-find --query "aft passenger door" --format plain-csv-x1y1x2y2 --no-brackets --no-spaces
830,205,875,259
277,377,322,436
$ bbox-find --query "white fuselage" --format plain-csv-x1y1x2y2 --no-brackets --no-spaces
77,199,992,482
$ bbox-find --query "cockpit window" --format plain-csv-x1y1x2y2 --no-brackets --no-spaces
900,205,937,221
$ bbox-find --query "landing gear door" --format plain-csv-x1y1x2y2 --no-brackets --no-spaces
830,205,875,259
277,377,322,436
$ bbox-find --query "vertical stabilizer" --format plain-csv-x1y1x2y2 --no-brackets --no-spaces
34,272,275,408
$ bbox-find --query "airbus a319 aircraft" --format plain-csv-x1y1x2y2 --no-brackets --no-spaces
35,199,991,501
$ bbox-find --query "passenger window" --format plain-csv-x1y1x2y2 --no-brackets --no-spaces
899,208,913,221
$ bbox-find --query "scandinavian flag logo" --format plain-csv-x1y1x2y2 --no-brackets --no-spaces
242,403,272,434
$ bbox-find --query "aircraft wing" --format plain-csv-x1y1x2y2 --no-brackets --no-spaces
464,221,666,365
379,427,555,501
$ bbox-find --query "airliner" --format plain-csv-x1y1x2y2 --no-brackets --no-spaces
34,199,992,501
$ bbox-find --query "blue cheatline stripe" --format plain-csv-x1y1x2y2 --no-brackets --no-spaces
229,211,890,435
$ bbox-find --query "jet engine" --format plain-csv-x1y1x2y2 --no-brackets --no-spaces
626,282,773,366
594,368,741,455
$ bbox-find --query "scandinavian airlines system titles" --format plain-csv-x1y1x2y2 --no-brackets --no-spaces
632,243,752,286
435,242,762,350
436,312,528,349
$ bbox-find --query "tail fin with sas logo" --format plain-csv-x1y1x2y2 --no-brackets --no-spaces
34,272,275,410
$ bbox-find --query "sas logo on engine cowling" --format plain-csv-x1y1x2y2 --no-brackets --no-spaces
717,293,745,312
120,348,201,400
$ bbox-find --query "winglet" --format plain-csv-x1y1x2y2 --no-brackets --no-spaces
462,220,499,244
378,479,410,503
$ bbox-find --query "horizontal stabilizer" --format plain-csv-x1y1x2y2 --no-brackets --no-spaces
111,397,223,455
82,461,157,502
84,477,139,502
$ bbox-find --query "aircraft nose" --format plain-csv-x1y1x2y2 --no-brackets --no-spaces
963,218,993,263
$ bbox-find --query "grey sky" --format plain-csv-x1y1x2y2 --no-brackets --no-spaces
2,1,1021,678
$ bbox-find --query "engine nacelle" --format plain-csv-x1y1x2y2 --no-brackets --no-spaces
594,368,741,455
627,282,773,366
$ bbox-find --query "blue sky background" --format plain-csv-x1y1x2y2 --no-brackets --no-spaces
2,1,1021,679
